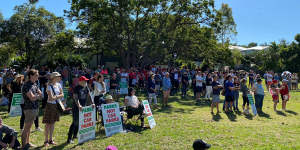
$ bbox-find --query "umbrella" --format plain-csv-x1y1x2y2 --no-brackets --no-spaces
281,71,291,77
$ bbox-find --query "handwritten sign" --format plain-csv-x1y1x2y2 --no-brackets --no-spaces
142,100,156,129
78,106,96,144
101,103,123,137
9,93,23,117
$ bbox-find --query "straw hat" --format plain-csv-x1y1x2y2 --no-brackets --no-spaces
50,72,61,79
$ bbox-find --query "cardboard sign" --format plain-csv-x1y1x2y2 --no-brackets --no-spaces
119,81,128,95
247,94,257,116
9,93,23,117
78,106,96,144
101,103,123,137
142,100,156,129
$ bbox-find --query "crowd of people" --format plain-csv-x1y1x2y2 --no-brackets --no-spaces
0,65,297,149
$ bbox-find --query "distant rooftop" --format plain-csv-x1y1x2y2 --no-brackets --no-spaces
229,45,269,52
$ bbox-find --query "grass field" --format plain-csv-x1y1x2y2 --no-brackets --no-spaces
1,84,300,150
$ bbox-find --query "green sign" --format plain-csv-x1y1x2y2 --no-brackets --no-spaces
63,88,68,99
9,93,23,117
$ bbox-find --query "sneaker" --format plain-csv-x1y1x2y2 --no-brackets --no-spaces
67,139,74,144
29,143,37,147
35,127,43,132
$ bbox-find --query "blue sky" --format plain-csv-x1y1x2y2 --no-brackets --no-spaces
1,0,300,45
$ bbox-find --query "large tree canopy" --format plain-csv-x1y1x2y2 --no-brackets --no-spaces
66,0,232,68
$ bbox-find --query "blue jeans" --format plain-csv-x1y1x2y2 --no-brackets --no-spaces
254,94,264,110
233,91,239,109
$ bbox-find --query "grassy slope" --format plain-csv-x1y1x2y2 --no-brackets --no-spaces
1,83,300,150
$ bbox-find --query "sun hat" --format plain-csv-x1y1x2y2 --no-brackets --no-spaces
105,95,113,100
50,72,61,79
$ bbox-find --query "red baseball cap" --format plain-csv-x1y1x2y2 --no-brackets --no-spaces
79,76,89,82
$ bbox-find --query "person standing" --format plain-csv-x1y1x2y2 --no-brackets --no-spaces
93,74,106,121
240,79,250,114
148,74,157,106
43,72,64,147
181,72,189,97
67,76,95,144
280,79,290,111
211,76,222,114
21,69,42,149
205,73,213,100
224,75,235,112
109,73,119,101
233,77,240,111
195,72,204,100
252,79,265,112
162,73,172,107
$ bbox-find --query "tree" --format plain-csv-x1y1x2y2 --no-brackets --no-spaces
67,0,221,68
248,42,257,48
214,3,237,45
2,4,65,66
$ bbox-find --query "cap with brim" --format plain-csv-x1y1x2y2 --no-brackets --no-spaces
50,72,61,79
79,76,89,81
193,139,211,149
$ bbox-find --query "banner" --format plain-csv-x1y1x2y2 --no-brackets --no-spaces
247,94,257,116
78,106,96,144
142,100,156,129
9,93,23,117
102,103,123,137
119,81,128,95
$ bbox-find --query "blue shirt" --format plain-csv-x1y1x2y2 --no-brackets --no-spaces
225,81,234,96
255,83,264,95
162,77,172,91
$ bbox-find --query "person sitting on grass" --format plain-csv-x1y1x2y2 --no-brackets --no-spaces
269,84,280,111
124,87,145,128
0,117,21,150
211,75,222,114
279,79,290,111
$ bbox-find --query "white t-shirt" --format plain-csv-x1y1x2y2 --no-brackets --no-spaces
267,74,273,82
125,95,139,108
93,81,106,96
47,83,63,104
196,75,203,87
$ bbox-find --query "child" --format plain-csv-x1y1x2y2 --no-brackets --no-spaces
269,84,279,111
240,79,250,114
280,79,289,111
0,117,21,150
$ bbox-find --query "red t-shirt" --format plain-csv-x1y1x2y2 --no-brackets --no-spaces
129,72,137,79
280,84,289,95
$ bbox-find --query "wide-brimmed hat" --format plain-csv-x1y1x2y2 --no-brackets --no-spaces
105,95,113,100
50,72,61,79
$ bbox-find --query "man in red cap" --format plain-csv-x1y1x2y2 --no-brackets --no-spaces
67,76,95,144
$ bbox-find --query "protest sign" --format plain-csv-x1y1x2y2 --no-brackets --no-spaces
9,93,23,117
78,106,96,144
63,88,69,100
119,81,128,95
102,103,123,137
142,100,156,129
247,94,257,116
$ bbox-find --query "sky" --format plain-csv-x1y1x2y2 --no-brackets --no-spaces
1,0,300,45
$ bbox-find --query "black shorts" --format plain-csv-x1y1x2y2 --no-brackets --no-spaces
225,96,234,102
195,86,202,92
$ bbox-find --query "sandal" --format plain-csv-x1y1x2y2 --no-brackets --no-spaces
49,140,56,145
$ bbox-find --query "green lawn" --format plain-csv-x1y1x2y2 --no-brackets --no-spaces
2,86,300,150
